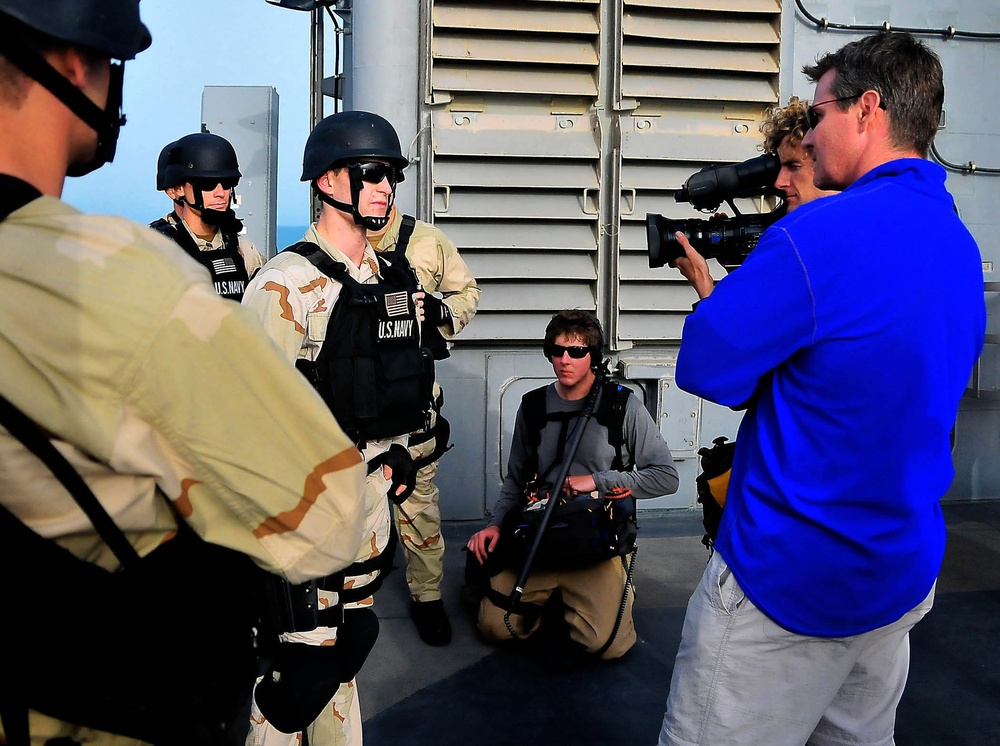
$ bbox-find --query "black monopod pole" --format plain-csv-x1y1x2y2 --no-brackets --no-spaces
506,364,608,609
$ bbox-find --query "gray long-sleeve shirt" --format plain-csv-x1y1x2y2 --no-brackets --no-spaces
489,383,679,526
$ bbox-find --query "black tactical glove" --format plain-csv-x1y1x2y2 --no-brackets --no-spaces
366,443,417,504
421,293,451,325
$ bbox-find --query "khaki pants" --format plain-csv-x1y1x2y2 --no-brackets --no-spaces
659,551,935,746
478,556,636,659
9,716,146,746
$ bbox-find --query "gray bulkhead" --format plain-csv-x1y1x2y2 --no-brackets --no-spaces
258,0,1000,519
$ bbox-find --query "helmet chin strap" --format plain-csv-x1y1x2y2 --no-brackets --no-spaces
177,191,242,231
0,34,126,177
314,165,395,231
199,206,242,229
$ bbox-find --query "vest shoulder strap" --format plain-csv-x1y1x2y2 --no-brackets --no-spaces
520,385,549,480
521,385,549,451
151,216,205,263
282,241,356,289
520,380,633,475
0,392,140,567
147,217,177,237
0,174,42,223
595,382,632,471
396,214,417,260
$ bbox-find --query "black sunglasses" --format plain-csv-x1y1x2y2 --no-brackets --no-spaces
351,161,403,187
190,177,238,192
544,343,593,360
805,93,864,130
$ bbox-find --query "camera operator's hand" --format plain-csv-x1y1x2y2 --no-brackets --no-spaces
707,214,742,274
671,231,715,300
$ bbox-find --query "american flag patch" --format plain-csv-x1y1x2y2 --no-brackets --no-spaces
211,257,238,275
384,291,410,318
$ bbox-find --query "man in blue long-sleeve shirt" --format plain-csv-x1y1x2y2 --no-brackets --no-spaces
659,32,985,746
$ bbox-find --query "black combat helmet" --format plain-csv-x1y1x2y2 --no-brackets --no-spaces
300,110,408,182
0,0,150,60
155,140,178,192
163,133,243,227
0,0,151,175
301,111,408,230
164,133,242,188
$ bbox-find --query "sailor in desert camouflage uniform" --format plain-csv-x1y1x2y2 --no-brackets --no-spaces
0,1,366,743
243,111,431,746
150,132,264,301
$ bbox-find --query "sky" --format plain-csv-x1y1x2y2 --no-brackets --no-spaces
63,1,320,228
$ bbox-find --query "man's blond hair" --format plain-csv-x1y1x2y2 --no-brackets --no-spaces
759,96,810,154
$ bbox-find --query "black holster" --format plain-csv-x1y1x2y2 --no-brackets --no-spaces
254,607,380,733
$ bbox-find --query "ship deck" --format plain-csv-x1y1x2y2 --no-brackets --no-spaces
359,501,1000,745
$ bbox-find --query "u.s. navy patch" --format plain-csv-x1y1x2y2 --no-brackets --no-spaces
379,318,415,340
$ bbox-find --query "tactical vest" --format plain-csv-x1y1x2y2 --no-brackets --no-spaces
284,241,435,443
522,380,633,480
149,216,251,301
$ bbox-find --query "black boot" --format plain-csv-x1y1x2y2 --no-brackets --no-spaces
411,599,452,646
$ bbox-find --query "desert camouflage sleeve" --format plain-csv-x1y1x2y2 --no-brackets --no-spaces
131,279,366,585
1,204,365,585
238,234,265,277
407,222,480,339
240,257,324,363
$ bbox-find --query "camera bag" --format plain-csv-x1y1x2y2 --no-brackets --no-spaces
504,489,637,572
499,380,637,570
695,436,736,548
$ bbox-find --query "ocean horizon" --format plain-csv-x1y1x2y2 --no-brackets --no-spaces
276,224,309,250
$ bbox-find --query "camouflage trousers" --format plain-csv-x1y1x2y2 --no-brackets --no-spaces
394,386,446,603
245,461,394,746
246,677,361,746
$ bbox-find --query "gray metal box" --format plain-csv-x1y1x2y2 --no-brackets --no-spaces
202,86,279,259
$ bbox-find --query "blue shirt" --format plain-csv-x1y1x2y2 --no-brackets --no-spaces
676,159,986,636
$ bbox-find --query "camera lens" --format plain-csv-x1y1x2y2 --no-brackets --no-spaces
645,212,782,269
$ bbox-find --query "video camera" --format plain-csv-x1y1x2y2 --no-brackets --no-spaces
646,152,786,269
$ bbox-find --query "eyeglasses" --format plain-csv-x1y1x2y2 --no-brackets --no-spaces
350,162,403,187
544,343,593,360
190,177,238,192
805,94,863,130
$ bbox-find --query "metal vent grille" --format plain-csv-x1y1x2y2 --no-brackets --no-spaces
616,0,780,343
426,0,781,344
430,0,602,341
